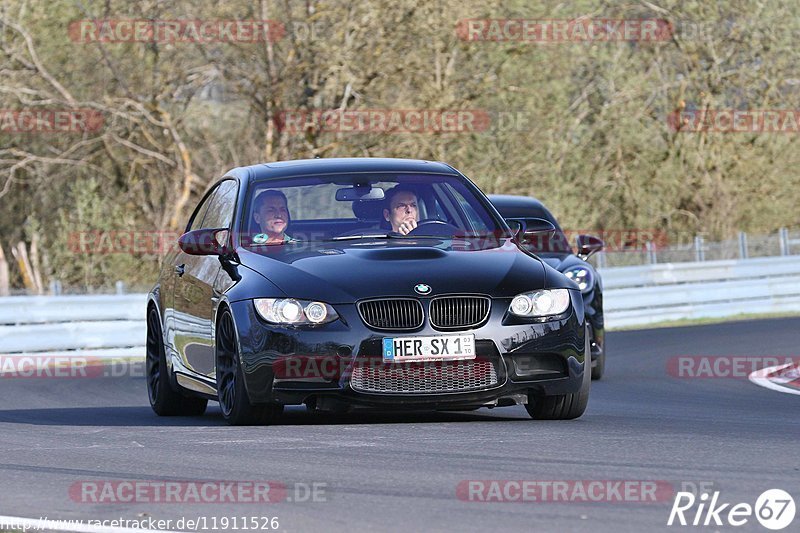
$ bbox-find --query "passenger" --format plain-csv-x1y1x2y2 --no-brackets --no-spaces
252,190,297,244
383,185,419,235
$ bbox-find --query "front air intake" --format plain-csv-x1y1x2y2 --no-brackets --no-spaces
357,298,424,331
429,296,490,330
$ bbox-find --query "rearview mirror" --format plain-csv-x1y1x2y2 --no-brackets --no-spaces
335,186,385,201
178,228,230,256
576,234,604,259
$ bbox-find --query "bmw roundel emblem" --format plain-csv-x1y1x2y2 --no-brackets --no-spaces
414,283,431,295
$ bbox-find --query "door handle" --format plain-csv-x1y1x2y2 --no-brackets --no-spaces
175,264,185,277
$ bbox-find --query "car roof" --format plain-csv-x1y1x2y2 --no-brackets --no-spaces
488,194,548,211
227,158,460,182
488,194,563,230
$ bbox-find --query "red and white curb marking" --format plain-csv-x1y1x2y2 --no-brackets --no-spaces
749,362,800,396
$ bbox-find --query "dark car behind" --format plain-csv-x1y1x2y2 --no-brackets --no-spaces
489,194,606,379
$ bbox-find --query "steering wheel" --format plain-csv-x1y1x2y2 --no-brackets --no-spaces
408,219,460,237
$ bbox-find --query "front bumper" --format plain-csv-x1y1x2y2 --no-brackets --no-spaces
582,287,604,361
230,295,587,409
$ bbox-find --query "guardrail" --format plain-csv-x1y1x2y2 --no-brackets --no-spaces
2,255,799,354
599,255,800,328
597,226,800,268
0,294,145,356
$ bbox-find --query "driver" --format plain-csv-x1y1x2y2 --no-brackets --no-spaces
383,185,419,235
252,190,297,244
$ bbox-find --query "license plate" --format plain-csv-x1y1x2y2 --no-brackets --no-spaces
382,334,476,363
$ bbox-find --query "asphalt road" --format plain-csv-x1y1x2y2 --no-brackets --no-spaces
1,318,798,532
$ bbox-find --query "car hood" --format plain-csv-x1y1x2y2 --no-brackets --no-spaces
536,253,584,272
539,256,565,270
237,238,548,303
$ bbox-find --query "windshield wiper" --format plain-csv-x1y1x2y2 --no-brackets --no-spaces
331,233,492,241
331,233,394,241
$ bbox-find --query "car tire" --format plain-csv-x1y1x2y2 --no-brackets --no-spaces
216,308,283,426
526,329,591,420
146,307,208,417
591,334,605,381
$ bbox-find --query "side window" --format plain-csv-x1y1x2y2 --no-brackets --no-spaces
458,199,489,232
200,180,238,230
432,182,491,233
187,188,218,232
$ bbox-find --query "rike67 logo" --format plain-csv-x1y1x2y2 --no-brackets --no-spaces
668,489,796,530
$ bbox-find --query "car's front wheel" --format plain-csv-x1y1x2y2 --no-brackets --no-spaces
216,308,283,426
525,330,591,420
146,307,208,416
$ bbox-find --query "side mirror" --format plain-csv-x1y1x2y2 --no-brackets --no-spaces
506,219,524,238
521,218,557,235
506,217,559,253
505,217,556,239
178,228,230,256
576,234,604,259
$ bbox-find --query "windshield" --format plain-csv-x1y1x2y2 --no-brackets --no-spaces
240,173,509,245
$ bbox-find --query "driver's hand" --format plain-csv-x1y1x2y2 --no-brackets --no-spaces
398,219,418,235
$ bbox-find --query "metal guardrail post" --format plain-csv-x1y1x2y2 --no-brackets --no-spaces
49,280,62,295
115,280,126,295
779,227,789,256
738,231,748,259
694,236,705,261
646,241,657,264
596,251,607,269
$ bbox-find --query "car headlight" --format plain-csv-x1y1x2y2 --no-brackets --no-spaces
254,298,339,326
509,289,571,317
563,266,594,293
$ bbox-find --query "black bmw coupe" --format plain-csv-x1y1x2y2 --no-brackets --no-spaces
147,158,591,425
